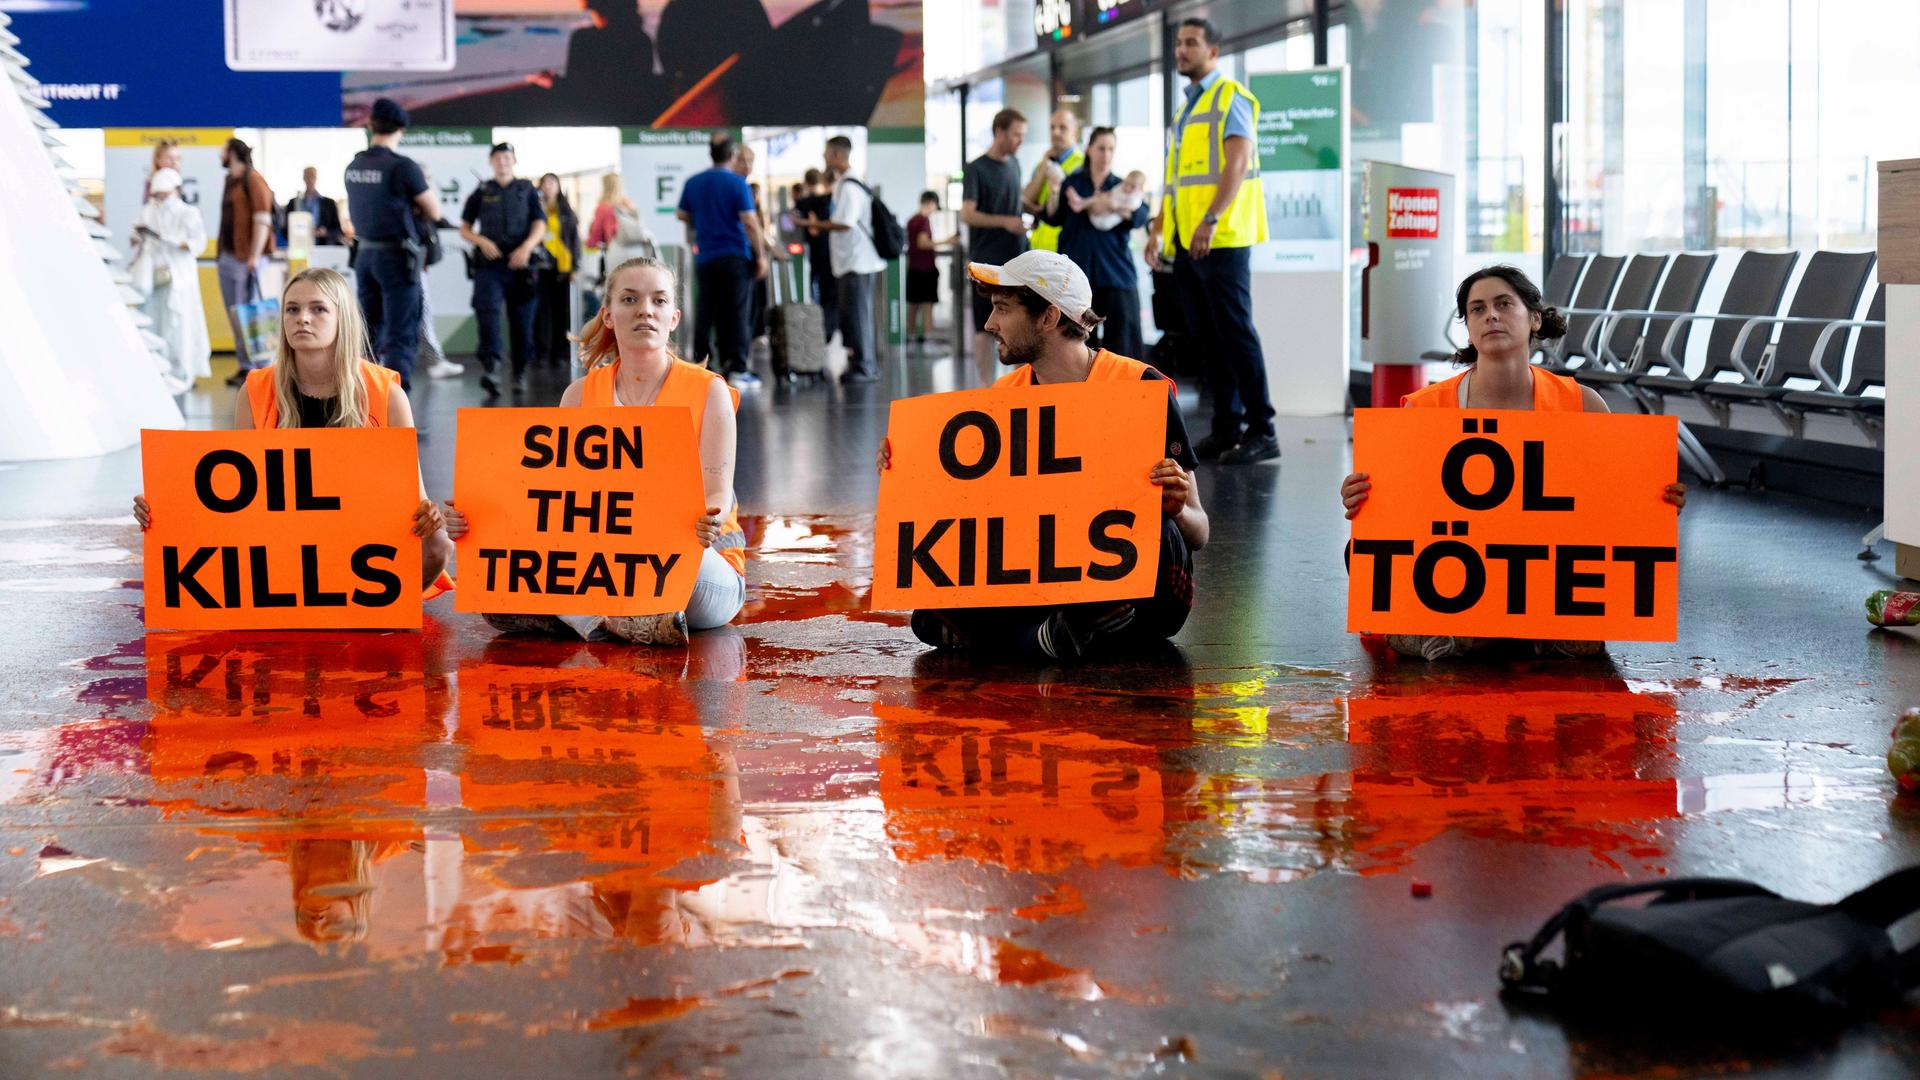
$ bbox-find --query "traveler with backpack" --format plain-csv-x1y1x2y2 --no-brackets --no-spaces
819,135,903,386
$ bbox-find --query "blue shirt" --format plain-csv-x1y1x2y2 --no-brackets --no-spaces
1047,169,1149,290
1177,68,1255,142
677,167,754,265
343,145,428,242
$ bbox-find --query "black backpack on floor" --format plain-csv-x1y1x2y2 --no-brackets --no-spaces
1500,869,1920,1021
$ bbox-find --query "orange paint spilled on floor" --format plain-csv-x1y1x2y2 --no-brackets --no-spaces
1014,883,1087,921
585,995,704,1030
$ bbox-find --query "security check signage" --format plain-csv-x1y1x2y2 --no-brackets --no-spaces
1347,410,1680,642
1249,67,1346,273
225,0,454,72
872,382,1165,611
1361,161,1454,366
453,408,706,618
141,429,424,631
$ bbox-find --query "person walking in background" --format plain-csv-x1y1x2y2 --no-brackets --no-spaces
820,134,885,385
1023,109,1083,253
1146,17,1277,465
586,172,652,287
216,137,276,387
130,168,210,393
143,139,180,201
677,134,767,389
1045,127,1149,360
905,191,949,353
460,143,547,399
287,167,348,246
960,108,1029,386
793,168,838,345
345,98,442,393
535,172,580,370
415,162,463,382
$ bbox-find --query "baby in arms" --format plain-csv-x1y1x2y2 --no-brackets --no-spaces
1065,171,1149,231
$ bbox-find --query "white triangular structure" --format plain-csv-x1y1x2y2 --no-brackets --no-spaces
0,11,181,462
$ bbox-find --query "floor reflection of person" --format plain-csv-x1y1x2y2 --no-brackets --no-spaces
1340,265,1687,661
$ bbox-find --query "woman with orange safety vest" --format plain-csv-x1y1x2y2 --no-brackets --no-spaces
1339,264,1685,660
444,256,746,645
133,267,453,594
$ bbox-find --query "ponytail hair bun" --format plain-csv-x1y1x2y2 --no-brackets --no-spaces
1536,306,1568,341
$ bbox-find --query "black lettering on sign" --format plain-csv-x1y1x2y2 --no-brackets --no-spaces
1611,545,1677,616
985,518,1030,585
1554,545,1607,616
522,425,646,470
163,546,219,608
1351,539,1414,610
1037,406,1082,474
1439,437,1512,511
1484,543,1549,614
1412,539,1485,613
1521,441,1574,511
194,449,257,513
898,519,956,589
1087,510,1138,581
350,545,402,607
939,411,1000,480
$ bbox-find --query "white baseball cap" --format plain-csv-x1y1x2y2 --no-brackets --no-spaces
148,168,183,194
968,250,1098,332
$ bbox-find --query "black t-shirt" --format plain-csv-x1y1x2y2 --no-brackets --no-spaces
294,391,335,428
962,153,1027,266
1143,369,1199,470
343,146,428,242
794,192,833,266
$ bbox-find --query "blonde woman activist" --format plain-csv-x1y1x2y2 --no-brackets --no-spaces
134,268,454,594
445,256,745,646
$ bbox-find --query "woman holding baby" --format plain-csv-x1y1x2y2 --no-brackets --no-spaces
1042,125,1150,359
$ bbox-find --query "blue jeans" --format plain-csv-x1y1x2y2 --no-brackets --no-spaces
355,246,421,390
216,254,260,370
472,263,537,378
1173,242,1273,442
837,270,877,377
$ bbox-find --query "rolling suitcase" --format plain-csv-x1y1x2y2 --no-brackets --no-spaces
769,261,829,382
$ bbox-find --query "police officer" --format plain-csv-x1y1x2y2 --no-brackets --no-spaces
460,143,547,399
344,98,440,391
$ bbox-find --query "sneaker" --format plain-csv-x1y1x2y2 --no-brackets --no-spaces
479,374,502,401
426,359,464,379
511,372,529,395
482,612,574,636
727,371,762,390
1033,609,1085,663
1386,634,1479,661
1220,435,1281,465
602,611,689,647
909,609,970,650
1193,433,1238,460
839,369,878,385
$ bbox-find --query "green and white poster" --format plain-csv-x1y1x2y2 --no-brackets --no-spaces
1248,68,1346,273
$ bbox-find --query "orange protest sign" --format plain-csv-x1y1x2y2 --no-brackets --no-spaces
872,380,1164,610
1348,409,1679,641
141,428,423,631
452,407,705,617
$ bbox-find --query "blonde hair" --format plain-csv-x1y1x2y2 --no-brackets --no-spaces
599,172,624,203
150,138,178,172
579,256,679,369
272,267,373,428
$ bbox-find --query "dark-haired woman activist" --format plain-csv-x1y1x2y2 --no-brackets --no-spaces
1340,265,1686,660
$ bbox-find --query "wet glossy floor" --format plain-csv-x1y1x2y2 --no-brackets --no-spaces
3,354,1918,1077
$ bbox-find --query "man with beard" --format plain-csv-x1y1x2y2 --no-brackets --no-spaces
880,251,1208,662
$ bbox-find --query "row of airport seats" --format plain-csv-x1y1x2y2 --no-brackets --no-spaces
1531,250,1886,484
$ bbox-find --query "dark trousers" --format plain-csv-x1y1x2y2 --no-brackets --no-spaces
694,255,752,374
808,254,839,343
838,270,878,377
534,267,573,365
1172,242,1273,442
915,516,1194,657
472,264,537,378
355,246,421,391
1090,283,1143,360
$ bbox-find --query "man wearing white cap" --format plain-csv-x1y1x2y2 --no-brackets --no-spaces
131,167,211,392
882,249,1209,662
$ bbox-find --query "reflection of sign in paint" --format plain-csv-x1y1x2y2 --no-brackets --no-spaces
452,407,706,618
141,429,423,631
872,382,1164,611
1386,187,1441,238
1347,410,1680,641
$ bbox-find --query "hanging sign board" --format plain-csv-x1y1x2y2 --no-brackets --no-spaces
225,0,455,72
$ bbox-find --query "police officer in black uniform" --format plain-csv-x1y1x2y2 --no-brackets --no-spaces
344,99,440,391
460,143,547,399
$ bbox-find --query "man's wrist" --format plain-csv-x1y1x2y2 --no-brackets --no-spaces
1201,212,1221,227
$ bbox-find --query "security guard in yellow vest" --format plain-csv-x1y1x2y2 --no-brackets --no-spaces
1023,109,1085,253
1145,17,1278,465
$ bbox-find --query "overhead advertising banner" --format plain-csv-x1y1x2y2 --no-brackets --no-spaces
1249,67,1346,274
1346,410,1681,642
6,2,339,127
225,0,455,72
871,382,1164,612
343,0,923,128
141,428,424,631
451,407,706,618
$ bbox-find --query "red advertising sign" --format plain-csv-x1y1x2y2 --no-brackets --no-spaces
1386,187,1441,238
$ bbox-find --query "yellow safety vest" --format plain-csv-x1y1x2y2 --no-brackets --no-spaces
1159,74,1267,256
1029,146,1085,253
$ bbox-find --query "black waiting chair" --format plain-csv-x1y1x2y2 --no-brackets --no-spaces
1548,254,1626,370
1780,284,1887,444
1630,250,1800,415
1694,251,1877,433
1578,253,1717,394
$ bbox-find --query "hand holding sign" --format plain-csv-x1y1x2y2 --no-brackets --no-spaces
140,428,424,631
452,407,705,618
872,381,1164,611
1346,410,1681,642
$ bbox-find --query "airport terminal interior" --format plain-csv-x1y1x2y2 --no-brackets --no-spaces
3,1,1919,1076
